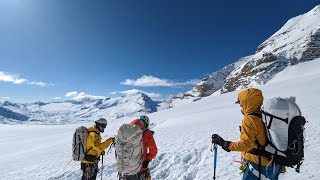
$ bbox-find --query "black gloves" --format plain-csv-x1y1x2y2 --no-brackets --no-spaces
212,134,231,152
112,137,115,143
142,161,149,168
150,130,155,135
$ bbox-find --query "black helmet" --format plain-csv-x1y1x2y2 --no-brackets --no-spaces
139,115,150,128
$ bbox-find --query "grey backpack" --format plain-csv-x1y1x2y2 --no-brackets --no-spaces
72,126,89,161
261,97,306,172
115,124,144,175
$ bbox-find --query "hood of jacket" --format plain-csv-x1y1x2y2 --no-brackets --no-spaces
238,88,263,115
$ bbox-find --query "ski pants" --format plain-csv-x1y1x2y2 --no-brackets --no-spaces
242,161,281,180
125,170,151,180
81,162,99,180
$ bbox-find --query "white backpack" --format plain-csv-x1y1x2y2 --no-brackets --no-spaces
261,97,306,172
72,126,89,161
115,124,144,175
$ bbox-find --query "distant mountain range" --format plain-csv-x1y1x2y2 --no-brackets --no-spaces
0,91,167,124
170,5,320,107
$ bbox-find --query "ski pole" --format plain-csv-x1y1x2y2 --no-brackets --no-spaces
101,155,104,180
213,143,218,180
107,142,115,154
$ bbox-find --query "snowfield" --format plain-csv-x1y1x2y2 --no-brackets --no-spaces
1,58,320,180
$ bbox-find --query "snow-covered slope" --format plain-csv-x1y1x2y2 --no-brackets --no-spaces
169,56,249,107
1,58,319,180
171,5,320,106
257,5,320,61
0,106,29,123
0,91,159,124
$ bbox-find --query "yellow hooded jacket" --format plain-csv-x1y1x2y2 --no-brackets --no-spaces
82,125,113,164
228,88,270,166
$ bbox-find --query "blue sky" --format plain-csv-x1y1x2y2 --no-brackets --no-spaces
0,0,319,102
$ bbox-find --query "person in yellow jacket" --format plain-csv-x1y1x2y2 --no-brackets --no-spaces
212,88,281,180
81,118,114,180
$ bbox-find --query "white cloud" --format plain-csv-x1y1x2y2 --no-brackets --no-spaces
121,75,172,87
65,91,79,97
120,89,142,95
120,89,161,99
120,75,200,87
28,81,54,87
65,91,107,100
145,92,161,99
0,71,27,84
54,97,61,100
109,91,118,95
0,71,53,87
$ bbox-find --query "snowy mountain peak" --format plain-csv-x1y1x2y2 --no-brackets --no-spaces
169,56,250,107
256,5,320,58
169,5,320,104
33,101,46,106
221,5,320,93
310,5,320,14
1,100,19,107
125,91,145,98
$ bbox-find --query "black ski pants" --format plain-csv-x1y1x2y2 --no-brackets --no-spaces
126,170,150,180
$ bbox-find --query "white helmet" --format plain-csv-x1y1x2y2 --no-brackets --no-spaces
95,118,107,133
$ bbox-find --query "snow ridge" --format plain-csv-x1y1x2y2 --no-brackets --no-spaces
0,92,159,124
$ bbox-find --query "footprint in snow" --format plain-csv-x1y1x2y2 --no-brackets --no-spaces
181,153,193,163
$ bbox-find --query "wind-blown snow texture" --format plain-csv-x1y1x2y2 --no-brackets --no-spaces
1,58,319,180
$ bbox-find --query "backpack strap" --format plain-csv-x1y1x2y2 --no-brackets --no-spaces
261,110,289,124
248,148,272,160
253,140,262,180
248,112,262,118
